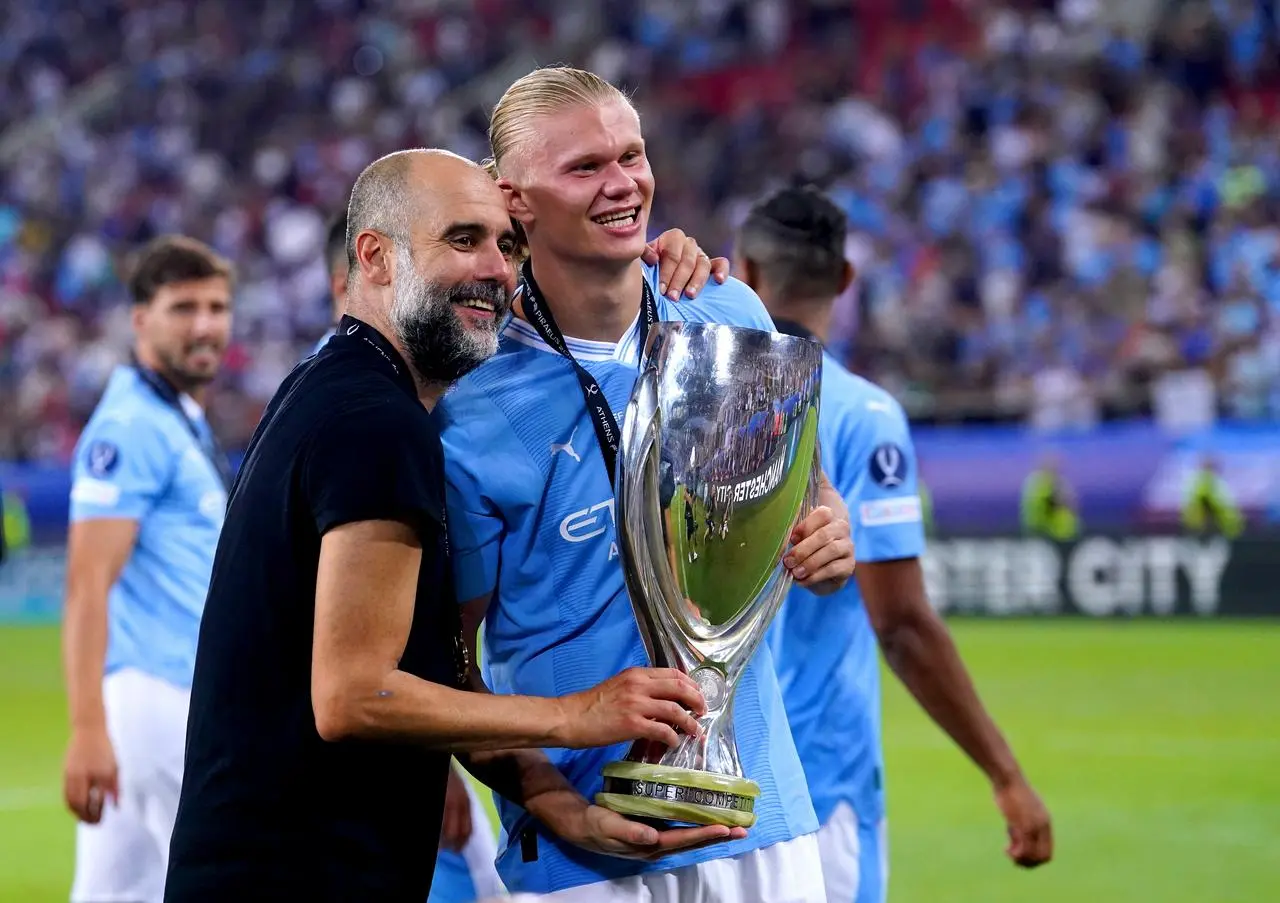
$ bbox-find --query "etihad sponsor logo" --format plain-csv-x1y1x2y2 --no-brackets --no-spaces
559,498,619,561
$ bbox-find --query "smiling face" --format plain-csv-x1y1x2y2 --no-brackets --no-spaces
385,157,519,383
503,99,655,267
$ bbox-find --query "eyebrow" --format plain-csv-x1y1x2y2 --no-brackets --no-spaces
442,221,519,245
562,141,646,170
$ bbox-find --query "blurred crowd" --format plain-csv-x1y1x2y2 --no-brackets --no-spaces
2,0,1280,462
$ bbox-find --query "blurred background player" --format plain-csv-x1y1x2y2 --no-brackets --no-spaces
311,211,350,356
1020,453,1082,541
739,186,1053,903
60,235,234,903
438,66,856,902
0,482,32,566
1182,453,1244,538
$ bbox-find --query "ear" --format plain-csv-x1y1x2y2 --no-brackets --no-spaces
354,230,393,289
130,304,147,333
497,178,534,226
838,259,856,294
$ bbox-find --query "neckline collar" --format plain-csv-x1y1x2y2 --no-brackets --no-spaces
334,315,419,399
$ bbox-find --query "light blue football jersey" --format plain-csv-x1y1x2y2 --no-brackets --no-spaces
767,352,926,828
435,263,819,895
69,366,229,690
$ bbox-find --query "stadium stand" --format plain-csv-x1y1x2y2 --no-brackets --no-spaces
2,0,1279,462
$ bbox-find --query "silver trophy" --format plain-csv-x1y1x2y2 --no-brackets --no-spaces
596,321,823,828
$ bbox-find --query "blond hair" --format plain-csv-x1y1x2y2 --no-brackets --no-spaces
488,66,635,178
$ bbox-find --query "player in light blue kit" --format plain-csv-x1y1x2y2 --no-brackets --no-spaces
736,186,1055,903
61,236,235,903
436,67,857,902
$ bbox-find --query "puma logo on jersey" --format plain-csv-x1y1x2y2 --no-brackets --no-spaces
551,426,582,463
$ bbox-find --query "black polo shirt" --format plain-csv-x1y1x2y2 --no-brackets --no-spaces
165,316,467,902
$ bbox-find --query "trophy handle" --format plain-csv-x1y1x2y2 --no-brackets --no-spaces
617,366,684,670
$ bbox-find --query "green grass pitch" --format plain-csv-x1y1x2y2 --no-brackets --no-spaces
2,620,1277,901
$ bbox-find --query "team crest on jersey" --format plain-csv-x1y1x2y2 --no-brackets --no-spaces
869,442,907,488
86,440,121,478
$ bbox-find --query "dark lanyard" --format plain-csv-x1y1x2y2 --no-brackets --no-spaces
518,259,659,490
132,363,233,490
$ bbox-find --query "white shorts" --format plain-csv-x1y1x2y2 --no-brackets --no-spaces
815,802,888,903
460,781,505,900
70,668,190,903
537,832,825,903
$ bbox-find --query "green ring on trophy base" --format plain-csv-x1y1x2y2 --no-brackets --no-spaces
594,760,760,829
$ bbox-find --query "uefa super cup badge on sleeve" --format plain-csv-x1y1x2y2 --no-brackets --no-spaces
595,321,823,828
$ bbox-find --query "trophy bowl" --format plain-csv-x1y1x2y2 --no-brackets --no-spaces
595,321,823,828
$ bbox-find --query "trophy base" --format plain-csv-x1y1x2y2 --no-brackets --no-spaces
594,760,759,829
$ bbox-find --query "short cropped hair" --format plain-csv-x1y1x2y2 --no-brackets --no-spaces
345,150,418,270
488,66,635,178
737,186,849,299
126,235,235,305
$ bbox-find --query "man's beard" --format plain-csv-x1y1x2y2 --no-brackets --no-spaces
388,247,509,385
155,348,221,394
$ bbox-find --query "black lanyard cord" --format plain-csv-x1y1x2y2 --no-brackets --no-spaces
518,259,659,490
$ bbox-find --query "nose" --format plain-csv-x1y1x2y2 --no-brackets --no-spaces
193,307,225,339
474,238,513,284
599,161,638,199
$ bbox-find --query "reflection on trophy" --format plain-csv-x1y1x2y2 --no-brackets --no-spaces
595,321,823,828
